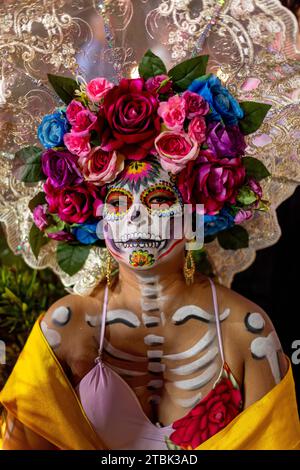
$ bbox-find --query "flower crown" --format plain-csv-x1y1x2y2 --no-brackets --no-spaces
14,50,271,276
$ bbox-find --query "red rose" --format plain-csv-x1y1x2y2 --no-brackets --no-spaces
100,78,161,160
170,377,242,449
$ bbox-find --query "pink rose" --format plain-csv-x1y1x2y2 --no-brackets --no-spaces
86,77,114,103
145,74,173,95
182,90,210,118
44,178,104,224
247,177,262,199
234,209,253,224
177,149,246,214
47,230,75,241
155,131,199,174
78,148,125,186
158,95,186,131
101,78,161,160
66,100,86,125
188,116,206,144
33,204,49,231
64,132,91,157
71,109,97,136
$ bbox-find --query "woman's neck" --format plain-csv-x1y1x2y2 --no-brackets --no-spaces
115,249,188,319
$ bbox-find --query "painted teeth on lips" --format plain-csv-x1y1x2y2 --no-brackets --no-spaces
120,232,161,242
116,240,165,249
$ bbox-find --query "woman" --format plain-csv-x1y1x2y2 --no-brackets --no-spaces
1,154,299,450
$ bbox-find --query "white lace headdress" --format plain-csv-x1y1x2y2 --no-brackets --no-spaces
0,0,299,294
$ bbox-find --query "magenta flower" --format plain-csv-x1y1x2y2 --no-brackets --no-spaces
64,132,91,157
182,90,209,119
33,204,49,231
177,149,246,214
145,74,173,95
86,77,114,103
47,230,75,241
71,109,98,136
234,209,253,224
43,179,104,224
66,100,86,125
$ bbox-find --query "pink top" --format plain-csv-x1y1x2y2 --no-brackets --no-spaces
75,278,243,450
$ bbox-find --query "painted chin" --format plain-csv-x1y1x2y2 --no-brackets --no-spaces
106,236,184,268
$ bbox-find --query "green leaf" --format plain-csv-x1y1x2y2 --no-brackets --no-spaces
45,219,65,234
28,192,47,212
168,55,209,91
56,243,91,276
243,156,271,181
90,129,101,147
204,234,217,244
13,146,45,183
236,186,257,205
29,224,49,259
217,225,249,250
47,73,79,105
138,49,167,80
239,101,272,135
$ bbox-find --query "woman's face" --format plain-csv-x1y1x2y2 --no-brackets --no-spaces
103,157,186,270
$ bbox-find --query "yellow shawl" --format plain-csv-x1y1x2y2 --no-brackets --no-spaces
1,314,300,450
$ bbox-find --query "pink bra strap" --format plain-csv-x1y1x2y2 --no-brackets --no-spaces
208,277,225,364
98,283,109,358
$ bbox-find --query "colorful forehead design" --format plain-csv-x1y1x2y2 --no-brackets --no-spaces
111,156,173,192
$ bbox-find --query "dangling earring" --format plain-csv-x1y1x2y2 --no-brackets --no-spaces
106,251,112,288
184,250,195,285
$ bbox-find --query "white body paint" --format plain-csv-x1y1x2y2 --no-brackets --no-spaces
173,363,219,391
148,362,166,373
247,312,265,331
40,321,61,349
168,346,219,375
103,339,148,362
147,379,164,389
51,306,71,326
172,305,230,324
174,393,203,408
164,329,216,360
85,313,101,327
250,331,282,384
106,309,141,327
144,334,165,346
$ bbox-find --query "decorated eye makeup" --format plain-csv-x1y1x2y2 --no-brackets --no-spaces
104,188,134,220
140,181,183,216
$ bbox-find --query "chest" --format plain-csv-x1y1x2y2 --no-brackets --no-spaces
68,313,239,427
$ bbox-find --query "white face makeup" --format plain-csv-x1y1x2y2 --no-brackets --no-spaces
102,157,185,270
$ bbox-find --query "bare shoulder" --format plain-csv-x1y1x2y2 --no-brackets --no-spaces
213,281,289,407
41,286,105,367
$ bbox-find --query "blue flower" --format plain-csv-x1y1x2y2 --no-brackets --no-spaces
72,221,101,245
204,208,235,237
188,74,244,126
37,110,69,149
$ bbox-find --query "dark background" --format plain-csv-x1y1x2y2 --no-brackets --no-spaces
232,186,300,412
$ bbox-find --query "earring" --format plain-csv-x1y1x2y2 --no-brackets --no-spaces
106,251,112,288
184,250,195,285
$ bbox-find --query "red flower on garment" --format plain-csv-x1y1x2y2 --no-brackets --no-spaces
169,370,243,450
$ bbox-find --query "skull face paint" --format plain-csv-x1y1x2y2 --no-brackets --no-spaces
103,156,185,269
